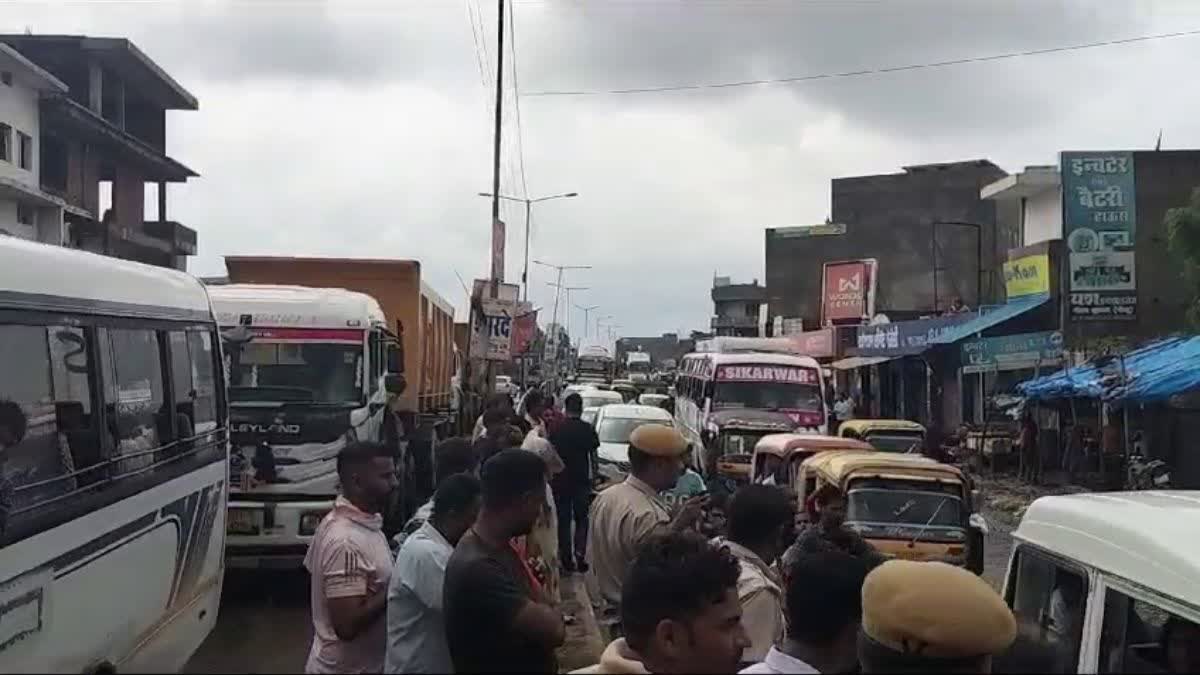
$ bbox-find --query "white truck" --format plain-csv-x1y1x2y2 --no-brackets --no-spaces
626,350,652,384
208,284,403,568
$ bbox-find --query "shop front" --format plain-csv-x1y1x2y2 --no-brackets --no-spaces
959,330,1064,425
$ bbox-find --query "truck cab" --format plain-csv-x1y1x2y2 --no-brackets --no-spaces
209,284,403,568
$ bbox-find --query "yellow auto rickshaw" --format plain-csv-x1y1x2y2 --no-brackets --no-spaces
794,451,986,574
750,433,873,489
837,419,926,453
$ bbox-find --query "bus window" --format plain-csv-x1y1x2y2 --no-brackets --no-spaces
188,331,219,433
102,328,167,475
0,323,101,545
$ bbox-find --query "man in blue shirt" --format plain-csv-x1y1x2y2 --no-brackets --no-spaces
385,473,481,673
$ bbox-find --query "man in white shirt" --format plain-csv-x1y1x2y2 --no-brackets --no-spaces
741,550,872,674
385,473,481,673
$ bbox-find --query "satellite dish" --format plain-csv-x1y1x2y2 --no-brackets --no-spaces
869,314,891,325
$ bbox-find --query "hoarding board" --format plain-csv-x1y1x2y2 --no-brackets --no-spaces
1061,151,1137,320
821,259,876,324
1003,253,1050,299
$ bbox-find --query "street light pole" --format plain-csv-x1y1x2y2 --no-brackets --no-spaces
533,259,590,386
478,191,579,301
577,304,599,338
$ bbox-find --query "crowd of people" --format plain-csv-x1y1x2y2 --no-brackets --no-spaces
299,386,1021,674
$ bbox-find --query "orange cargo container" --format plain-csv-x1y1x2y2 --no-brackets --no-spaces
224,256,456,425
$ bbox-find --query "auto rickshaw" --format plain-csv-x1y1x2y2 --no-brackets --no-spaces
837,419,926,453
750,433,873,489
794,451,987,574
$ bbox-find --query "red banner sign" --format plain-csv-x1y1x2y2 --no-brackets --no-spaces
716,365,817,384
511,308,538,356
822,260,873,324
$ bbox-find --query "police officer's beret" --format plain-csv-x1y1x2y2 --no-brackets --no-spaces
629,424,689,457
861,560,1016,660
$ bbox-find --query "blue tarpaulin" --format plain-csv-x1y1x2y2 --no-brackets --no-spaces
928,293,1051,346
1017,335,1200,403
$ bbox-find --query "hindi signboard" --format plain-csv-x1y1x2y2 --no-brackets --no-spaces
469,280,520,361
491,218,507,282
1061,151,1137,320
960,331,1063,373
821,259,877,324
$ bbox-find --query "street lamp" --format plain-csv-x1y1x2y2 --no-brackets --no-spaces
577,304,599,338
478,191,579,300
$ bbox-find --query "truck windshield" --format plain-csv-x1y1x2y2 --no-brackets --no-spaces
713,381,823,411
227,340,362,404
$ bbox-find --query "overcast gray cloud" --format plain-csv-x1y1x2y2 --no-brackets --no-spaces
7,0,1200,337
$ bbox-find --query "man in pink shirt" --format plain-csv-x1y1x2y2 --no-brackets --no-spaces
304,441,399,674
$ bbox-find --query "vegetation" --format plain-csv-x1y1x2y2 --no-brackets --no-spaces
1164,186,1200,330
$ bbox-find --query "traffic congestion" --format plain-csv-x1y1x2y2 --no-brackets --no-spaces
6,2,1200,674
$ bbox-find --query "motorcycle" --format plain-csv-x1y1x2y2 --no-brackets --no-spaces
1126,451,1171,490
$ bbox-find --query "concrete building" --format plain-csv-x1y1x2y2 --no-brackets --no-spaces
0,43,68,243
766,160,1020,328
711,276,767,337
0,35,199,270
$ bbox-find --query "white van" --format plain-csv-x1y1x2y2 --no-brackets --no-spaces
0,237,228,672
208,284,402,568
998,491,1200,673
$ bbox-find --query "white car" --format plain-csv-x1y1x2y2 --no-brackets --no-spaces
580,389,624,411
593,404,676,487
494,375,517,397
582,407,601,426
638,393,670,408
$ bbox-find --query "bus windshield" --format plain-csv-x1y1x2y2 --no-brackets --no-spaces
227,340,362,404
713,381,823,411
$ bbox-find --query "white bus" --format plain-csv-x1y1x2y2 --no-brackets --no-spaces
207,284,401,568
675,350,828,479
0,237,228,672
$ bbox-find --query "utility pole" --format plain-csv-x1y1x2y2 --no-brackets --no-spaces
477,191,579,301
548,282,587,344
481,0,505,401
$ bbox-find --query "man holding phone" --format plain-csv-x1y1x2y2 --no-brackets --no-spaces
587,424,709,640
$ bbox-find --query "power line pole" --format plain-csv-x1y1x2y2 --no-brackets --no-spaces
577,304,599,338
533,259,590,387
483,0,505,401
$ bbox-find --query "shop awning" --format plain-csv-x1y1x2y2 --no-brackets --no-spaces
928,293,1051,346
1018,336,1200,402
830,355,898,371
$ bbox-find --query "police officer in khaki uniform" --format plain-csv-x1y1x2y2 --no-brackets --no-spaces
586,424,708,639
857,560,1017,673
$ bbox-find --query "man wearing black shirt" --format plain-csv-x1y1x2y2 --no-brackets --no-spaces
443,450,565,673
549,393,600,573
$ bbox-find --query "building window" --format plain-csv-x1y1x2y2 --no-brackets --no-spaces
16,204,34,226
17,131,31,170
0,123,10,162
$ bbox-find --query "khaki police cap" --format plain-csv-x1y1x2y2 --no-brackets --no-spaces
629,424,689,457
861,560,1016,660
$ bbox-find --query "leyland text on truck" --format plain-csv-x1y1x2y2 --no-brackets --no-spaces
208,284,404,568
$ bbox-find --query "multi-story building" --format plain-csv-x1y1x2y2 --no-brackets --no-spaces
766,160,1020,328
711,276,767,337
0,43,68,243
0,35,199,270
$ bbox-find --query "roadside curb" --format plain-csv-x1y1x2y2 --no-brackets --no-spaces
557,573,605,672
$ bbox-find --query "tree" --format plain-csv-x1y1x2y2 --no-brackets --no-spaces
1164,186,1200,330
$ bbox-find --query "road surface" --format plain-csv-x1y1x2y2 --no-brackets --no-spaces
188,519,1015,673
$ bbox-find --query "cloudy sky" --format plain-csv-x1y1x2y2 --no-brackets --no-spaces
7,0,1200,337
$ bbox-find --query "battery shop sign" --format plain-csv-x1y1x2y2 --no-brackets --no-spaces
716,365,817,384
1061,151,1138,321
